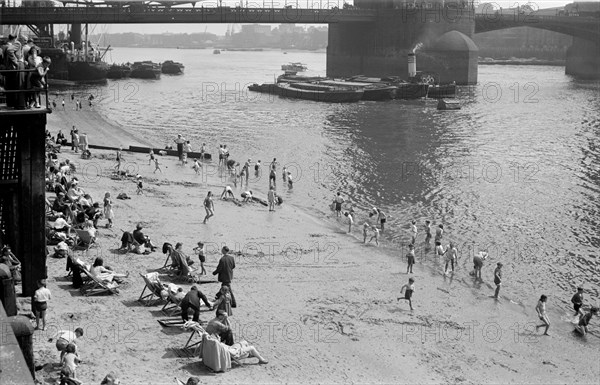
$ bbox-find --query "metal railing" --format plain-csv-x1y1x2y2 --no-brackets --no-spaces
0,68,50,112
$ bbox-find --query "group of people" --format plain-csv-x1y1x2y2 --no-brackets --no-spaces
1,35,51,110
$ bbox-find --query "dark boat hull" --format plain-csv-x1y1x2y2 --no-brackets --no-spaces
362,86,397,101
395,83,430,99
277,84,363,103
161,61,185,75
130,69,161,79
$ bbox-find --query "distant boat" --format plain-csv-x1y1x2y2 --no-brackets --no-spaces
161,60,184,75
281,62,307,72
130,61,161,79
106,63,131,79
213,49,221,54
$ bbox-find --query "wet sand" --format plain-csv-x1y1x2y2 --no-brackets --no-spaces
28,108,599,384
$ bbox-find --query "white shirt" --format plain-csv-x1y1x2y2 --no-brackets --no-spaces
54,217,69,229
34,287,51,302
56,330,77,343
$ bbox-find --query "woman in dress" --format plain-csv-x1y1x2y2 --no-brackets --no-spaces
90,257,128,285
103,192,114,228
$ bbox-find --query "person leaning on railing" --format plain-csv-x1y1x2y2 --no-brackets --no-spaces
29,56,51,108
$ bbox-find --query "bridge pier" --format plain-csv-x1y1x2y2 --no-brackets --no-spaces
566,37,600,80
327,8,478,85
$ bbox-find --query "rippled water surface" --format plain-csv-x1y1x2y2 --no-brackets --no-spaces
89,48,600,310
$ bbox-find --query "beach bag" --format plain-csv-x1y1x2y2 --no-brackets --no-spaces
200,333,231,372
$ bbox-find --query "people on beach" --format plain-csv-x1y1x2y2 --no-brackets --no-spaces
136,175,143,195
220,185,235,200
114,147,122,173
444,243,457,275
287,172,293,188
182,141,192,165
174,134,186,162
213,246,236,308
192,159,201,174
33,279,51,330
368,225,380,246
61,343,82,383
54,328,84,361
282,166,287,184
472,251,488,281
242,159,251,184
424,220,432,245
70,126,76,151
435,224,444,243
203,191,215,224
571,287,584,317
375,208,387,234
535,295,550,336
133,223,158,251
268,186,276,212
398,277,415,310
344,211,354,233
334,192,344,217
194,241,207,275
148,149,155,165
435,241,446,258
206,310,235,346
153,158,162,173
62,99,65,110
90,257,128,285
241,190,253,203
228,340,269,365
493,262,503,299
406,244,415,274
363,223,369,243
200,143,206,160
212,284,233,316
72,130,80,153
575,307,599,336
103,192,114,228
410,220,417,245
255,160,261,177
269,167,277,189
181,286,212,323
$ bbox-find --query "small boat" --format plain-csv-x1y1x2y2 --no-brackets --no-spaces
276,82,363,103
281,62,308,72
106,63,131,79
161,60,185,75
427,83,457,99
437,99,461,110
213,49,221,54
130,61,161,79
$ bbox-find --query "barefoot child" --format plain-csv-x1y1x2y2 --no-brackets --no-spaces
192,159,201,175
535,295,550,336
148,149,155,165
424,220,432,244
33,279,51,330
344,212,353,233
398,277,415,310
571,287,584,317
368,225,380,246
136,176,143,195
153,158,162,173
103,192,114,228
410,220,417,245
363,223,369,243
194,242,207,275
61,343,82,383
406,244,415,274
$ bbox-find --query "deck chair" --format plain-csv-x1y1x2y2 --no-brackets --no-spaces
75,229,96,250
138,272,166,306
161,284,184,316
79,266,120,296
183,321,207,354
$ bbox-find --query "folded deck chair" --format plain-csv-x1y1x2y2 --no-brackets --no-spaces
138,272,166,306
79,266,120,296
75,229,96,250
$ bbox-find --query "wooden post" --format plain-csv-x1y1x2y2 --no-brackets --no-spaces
0,278,17,316
0,302,35,384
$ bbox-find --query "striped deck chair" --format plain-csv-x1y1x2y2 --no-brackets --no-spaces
79,266,120,296
138,272,166,306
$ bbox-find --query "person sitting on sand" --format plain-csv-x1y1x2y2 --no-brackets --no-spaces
133,223,157,252
90,257,128,285
227,340,268,365
575,306,598,336
220,186,235,200
241,190,253,203
206,309,234,346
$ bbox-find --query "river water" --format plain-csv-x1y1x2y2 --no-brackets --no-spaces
85,47,599,312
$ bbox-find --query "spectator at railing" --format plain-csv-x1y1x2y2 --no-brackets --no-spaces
2,34,27,109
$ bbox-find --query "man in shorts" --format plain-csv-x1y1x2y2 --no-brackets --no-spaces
571,287,584,317
334,192,344,217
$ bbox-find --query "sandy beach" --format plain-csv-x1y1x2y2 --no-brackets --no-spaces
26,108,598,384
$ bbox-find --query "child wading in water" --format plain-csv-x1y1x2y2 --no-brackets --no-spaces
363,223,369,243
406,244,415,274
154,158,162,173
33,279,51,330
398,277,415,310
